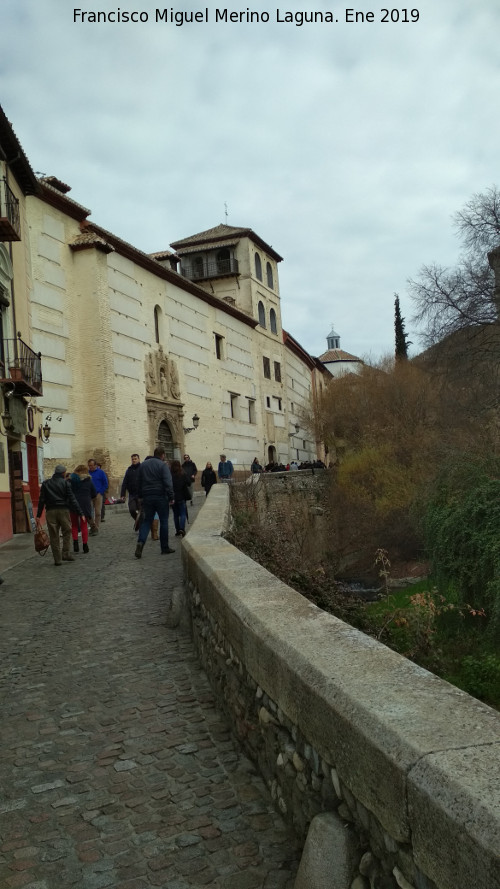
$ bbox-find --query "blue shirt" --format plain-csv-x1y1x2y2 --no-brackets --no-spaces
89,466,108,495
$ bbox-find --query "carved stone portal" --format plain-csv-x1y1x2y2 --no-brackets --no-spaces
145,348,185,457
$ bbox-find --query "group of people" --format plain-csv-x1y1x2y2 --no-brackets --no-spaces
35,458,109,566
35,450,237,567
121,452,232,560
251,458,327,473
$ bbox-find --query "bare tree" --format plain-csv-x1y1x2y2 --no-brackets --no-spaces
409,186,500,347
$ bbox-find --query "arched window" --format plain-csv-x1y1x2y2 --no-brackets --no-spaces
157,420,174,461
266,262,273,289
258,301,266,328
154,305,161,344
270,308,277,334
255,253,262,281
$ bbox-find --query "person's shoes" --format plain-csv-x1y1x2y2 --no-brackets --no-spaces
54,560,62,566
180,529,186,537
175,531,181,537
89,527,98,537
83,543,89,554
161,547,175,554
62,553,75,561
73,540,79,553
101,519,105,523
135,542,144,559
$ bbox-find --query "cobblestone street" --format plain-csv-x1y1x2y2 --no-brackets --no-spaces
0,500,300,889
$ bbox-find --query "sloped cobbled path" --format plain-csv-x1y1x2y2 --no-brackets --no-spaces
0,504,300,889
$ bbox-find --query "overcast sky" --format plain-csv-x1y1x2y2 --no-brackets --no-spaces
2,0,498,361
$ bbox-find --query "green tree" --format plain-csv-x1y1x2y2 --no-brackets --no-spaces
394,293,411,360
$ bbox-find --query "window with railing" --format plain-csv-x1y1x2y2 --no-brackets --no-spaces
0,178,21,241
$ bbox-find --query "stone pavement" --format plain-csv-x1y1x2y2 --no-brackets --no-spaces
0,498,300,889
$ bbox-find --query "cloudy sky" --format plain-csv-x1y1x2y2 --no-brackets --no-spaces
2,0,498,361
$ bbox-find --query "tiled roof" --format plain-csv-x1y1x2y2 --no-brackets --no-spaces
0,105,38,194
170,223,283,262
70,231,114,253
149,250,175,260
174,240,239,256
41,176,71,194
170,224,250,248
319,348,362,363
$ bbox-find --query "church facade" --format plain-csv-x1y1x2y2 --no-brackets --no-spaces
23,178,329,494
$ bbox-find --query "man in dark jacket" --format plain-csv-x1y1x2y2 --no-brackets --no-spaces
36,464,84,565
120,453,141,520
182,453,197,505
135,447,174,559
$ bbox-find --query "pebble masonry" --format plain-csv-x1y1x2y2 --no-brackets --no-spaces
0,500,300,889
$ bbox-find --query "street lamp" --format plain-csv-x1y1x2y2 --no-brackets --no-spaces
183,413,200,434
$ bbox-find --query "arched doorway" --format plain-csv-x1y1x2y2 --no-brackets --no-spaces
267,445,276,464
157,420,174,461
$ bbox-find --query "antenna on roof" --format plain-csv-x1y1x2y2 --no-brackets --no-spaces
224,202,228,223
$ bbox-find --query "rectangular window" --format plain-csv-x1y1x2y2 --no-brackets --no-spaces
272,396,282,412
274,361,281,382
263,356,271,379
266,396,271,408
248,399,256,424
230,393,238,419
215,333,224,360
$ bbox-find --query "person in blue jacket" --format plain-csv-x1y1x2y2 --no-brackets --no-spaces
88,458,108,532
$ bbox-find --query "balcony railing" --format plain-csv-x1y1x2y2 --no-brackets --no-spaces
181,257,239,281
0,178,21,241
0,334,42,396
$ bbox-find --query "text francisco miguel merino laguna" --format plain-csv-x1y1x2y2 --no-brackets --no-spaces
73,7,347,25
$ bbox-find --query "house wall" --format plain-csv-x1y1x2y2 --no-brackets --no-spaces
27,195,320,488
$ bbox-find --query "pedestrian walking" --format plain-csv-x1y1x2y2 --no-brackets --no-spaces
36,464,84,565
171,460,191,536
120,453,142,521
201,461,217,496
218,453,234,482
135,447,174,559
88,458,108,532
182,453,198,504
69,464,97,553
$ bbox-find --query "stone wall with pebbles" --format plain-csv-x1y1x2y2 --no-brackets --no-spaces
181,484,500,889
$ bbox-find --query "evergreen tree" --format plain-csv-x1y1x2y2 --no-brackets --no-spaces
395,293,410,360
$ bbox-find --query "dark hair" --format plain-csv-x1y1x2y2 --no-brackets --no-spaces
153,447,166,459
131,453,140,459
170,460,182,475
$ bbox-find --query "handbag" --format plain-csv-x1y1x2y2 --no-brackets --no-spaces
34,526,50,555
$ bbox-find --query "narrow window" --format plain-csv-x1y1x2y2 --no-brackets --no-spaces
266,262,273,289
154,305,161,344
263,356,271,379
270,308,277,334
266,396,271,408
258,301,266,328
193,256,204,278
215,333,224,360
217,248,230,275
248,399,256,424
230,393,238,419
255,252,262,281
274,361,281,382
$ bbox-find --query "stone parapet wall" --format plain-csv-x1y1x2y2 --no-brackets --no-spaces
182,484,500,889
